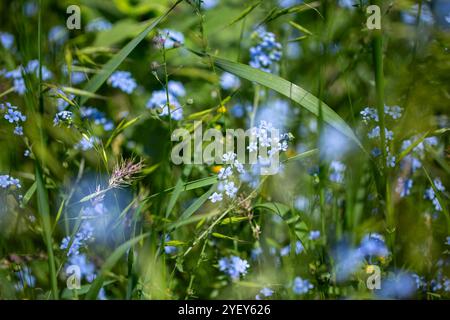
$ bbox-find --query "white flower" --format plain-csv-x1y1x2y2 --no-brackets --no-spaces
222,152,236,163
224,181,238,198
209,192,223,203
218,166,233,180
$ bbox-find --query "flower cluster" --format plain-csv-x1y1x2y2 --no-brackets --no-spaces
218,256,250,280
146,80,186,120
1,102,26,136
329,160,346,183
280,241,304,256
53,110,73,127
292,277,314,295
249,27,282,73
220,72,241,90
108,71,137,94
0,31,14,50
0,175,21,189
15,267,36,291
86,18,112,32
255,287,274,300
361,105,404,168
60,221,94,257
48,25,68,45
80,107,114,131
209,121,291,203
1,60,52,95
155,29,184,49
75,136,97,151
424,178,446,212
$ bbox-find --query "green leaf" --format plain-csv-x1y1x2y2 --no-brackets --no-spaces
226,1,261,27
191,52,362,149
85,233,149,300
80,0,181,106
166,178,184,219
220,216,249,225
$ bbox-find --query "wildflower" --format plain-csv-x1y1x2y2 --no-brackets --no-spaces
360,107,379,122
86,18,112,32
108,71,137,94
4,107,26,123
15,267,36,291
25,60,53,80
0,32,14,49
75,136,97,151
256,287,274,300
48,25,68,45
292,277,313,295
108,159,143,188
209,192,223,203
167,80,186,97
202,0,219,9
24,150,30,157
309,230,320,240
359,233,389,258
412,274,426,290
146,90,183,120
80,107,114,131
249,27,282,73
395,177,413,197
384,105,403,120
68,254,96,282
294,196,309,211
156,29,184,49
424,178,445,211
281,241,304,256
251,247,262,260
230,104,245,118
218,256,250,280
446,237,450,246
329,160,346,183
14,126,23,136
163,235,177,254
0,175,21,189
377,272,417,299
60,222,94,257
218,167,232,180
224,181,238,198
53,111,73,127
220,72,241,90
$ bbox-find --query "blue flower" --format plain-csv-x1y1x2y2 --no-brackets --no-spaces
424,178,445,211
202,0,219,9
163,235,177,254
395,177,413,198
48,25,68,45
256,287,274,300
80,107,114,131
309,230,320,240
25,60,53,80
218,256,250,280
377,272,417,299
0,32,14,49
86,18,112,32
167,80,186,97
15,267,36,290
53,111,73,127
68,254,97,283
251,247,263,260
108,71,137,94
446,237,450,246
146,90,183,120
329,160,346,183
338,0,355,9
157,29,184,49
75,136,97,151
292,277,313,294
358,233,389,258
230,104,245,118
0,175,21,189
220,72,241,90
278,0,303,8
249,27,282,73
280,241,304,256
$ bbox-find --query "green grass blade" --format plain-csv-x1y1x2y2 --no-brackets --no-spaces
79,0,182,106
190,51,362,149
